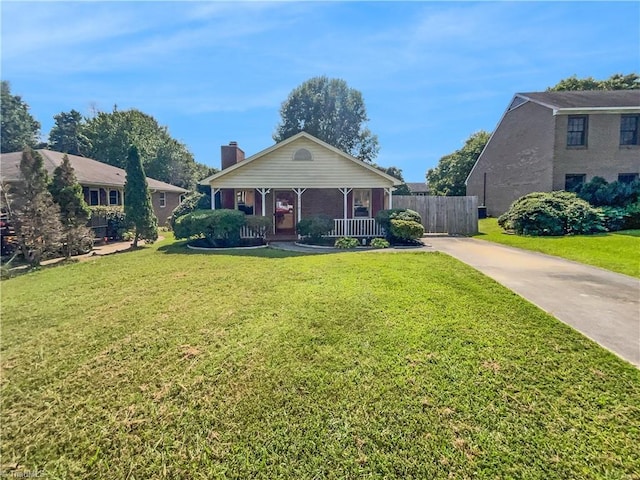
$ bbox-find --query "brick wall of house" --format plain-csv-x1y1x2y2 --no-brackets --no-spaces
552,114,640,189
151,191,182,226
466,101,555,216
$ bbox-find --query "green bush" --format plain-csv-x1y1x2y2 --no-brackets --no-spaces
622,201,640,229
573,176,640,207
498,191,603,236
375,209,423,244
334,237,359,249
89,206,128,240
245,216,272,238
390,219,425,241
598,206,628,232
296,215,334,242
370,238,390,249
174,209,246,247
170,192,211,228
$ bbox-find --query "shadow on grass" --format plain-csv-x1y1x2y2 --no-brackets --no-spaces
156,240,317,259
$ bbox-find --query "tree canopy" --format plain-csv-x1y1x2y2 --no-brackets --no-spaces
1,81,41,153
426,131,490,196
48,110,90,156
547,73,639,91
273,76,379,162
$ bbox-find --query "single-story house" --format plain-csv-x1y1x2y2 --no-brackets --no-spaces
199,132,402,239
406,182,429,196
466,90,640,216
0,149,188,226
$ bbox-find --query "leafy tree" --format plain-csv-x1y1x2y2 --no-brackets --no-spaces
49,154,92,257
82,107,208,189
1,81,41,153
274,76,379,162
379,166,410,195
124,145,158,247
48,110,91,156
12,148,62,266
427,131,490,196
548,73,639,91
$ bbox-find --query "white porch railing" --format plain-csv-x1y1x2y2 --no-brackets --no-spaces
327,218,385,238
240,226,258,238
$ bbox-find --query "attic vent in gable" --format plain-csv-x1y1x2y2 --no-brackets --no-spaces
293,148,313,161
508,96,528,111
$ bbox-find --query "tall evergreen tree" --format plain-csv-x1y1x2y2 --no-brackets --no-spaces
48,110,91,156
1,81,41,153
49,154,92,257
12,148,62,266
124,145,158,248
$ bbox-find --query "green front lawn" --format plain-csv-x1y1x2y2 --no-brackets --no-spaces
1,236,639,479
476,218,640,278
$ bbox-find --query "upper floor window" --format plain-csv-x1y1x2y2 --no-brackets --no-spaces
620,115,639,146
565,174,586,191
567,116,588,147
159,192,166,208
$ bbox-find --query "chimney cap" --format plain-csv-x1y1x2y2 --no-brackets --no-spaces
229,141,238,146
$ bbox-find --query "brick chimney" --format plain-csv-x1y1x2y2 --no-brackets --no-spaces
221,141,245,169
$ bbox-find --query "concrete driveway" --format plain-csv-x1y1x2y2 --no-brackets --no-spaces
423,236,640,367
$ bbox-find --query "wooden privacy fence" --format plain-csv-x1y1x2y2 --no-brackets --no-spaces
393,196,478,235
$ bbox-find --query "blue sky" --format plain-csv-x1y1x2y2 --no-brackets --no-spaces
2,1,638,182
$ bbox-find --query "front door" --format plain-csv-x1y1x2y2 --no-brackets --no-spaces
274,190,296,234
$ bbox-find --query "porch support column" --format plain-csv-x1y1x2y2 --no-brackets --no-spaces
292,188,306,222
338,188,352,236
385,187,395,209
211,188,221,210
256,188,271,217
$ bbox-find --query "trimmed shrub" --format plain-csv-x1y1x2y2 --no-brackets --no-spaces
296,215,334,242
498,191,603,236
598,206,628,232
370,238,390,249
573,176,640,207
245,216,272,238
375,208,423,244
174,209,246,247
170,192,211,228
622,201,640,230
334,237,359,249
390,219,425,241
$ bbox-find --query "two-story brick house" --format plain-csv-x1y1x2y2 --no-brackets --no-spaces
466,90,640,216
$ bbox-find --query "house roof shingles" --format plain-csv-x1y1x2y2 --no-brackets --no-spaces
518,90,640,110
406,182,429,194
0,149,187,193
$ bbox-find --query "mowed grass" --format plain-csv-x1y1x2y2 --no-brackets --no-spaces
476,218,640,278
1,236,639,479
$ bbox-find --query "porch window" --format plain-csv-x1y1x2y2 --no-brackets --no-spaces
159,192,166,208
235,189,254,215
109,189,120,206
353,189,371,217
89,189,100,206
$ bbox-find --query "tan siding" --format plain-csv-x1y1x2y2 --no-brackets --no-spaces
211,138,394,189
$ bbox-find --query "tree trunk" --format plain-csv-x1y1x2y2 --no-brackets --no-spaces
132,230,139,248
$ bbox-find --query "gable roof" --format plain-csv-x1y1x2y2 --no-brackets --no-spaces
0,149,188,193
515,90,640,113
199,132,401,187
406,182,429,194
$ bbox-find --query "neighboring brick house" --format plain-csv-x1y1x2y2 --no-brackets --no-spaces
199,132,401,238
0,149,188,226
466,90,640,216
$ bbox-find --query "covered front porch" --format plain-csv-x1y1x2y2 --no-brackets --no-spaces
212,186,394,239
